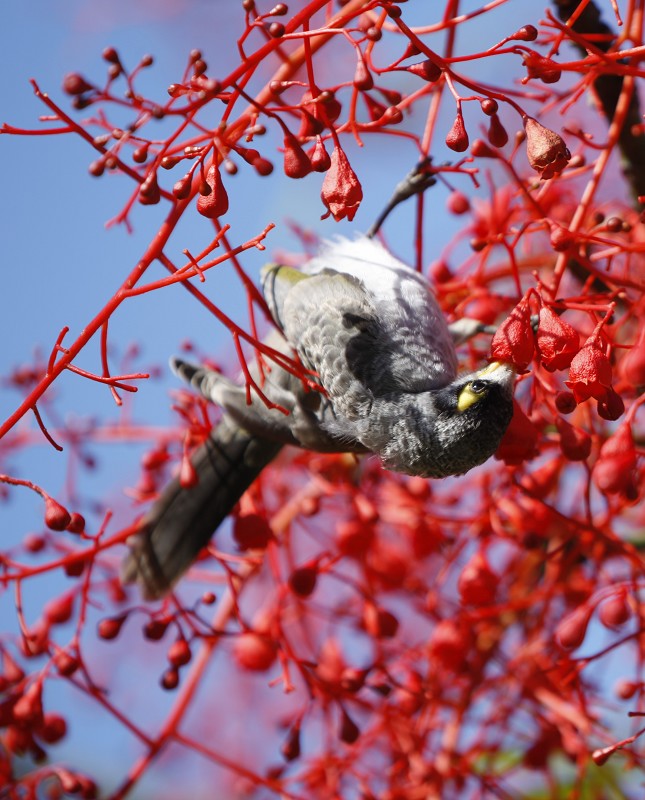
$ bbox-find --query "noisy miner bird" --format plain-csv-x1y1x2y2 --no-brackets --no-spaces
122,236,516,599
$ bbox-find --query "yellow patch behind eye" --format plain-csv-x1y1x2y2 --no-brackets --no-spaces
457,384,483,412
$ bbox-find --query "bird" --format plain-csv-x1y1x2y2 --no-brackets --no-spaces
122,236,516,599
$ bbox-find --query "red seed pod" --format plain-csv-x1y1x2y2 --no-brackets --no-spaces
353,56,374,91
320,146,363,222
44,593,75,625
339,708,360,744
599,588,632,629
597,387,625,421
281,721,301,762
179,455,199,488
283,132,312,179
161,667,180,690
363,604,399,639
38,713,68,744
565,335,612,402
66,513,85,534
62,73,94,96
97,614,128,641
308,136,331,173
445,112,469,152
556,417,591,461
487,114,508,147
288,565,318,597
44,497,72,532
405,59,441,82
523,117,570,179
480,98,498,116
556,604,593,649
167,639,192,667
428,620,470,672
446,190,470,215
512,24,538,41
232,512,272,550
536,306,579,371
555,390,577,414
490,294,535,371
233,632,278,672
196,164,229,218
457,551,497,605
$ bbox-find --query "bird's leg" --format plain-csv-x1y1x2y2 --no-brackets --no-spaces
366,157,437,238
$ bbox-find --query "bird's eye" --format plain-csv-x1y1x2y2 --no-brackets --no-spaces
470,380,487,394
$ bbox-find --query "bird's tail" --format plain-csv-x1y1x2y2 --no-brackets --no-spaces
122,419,282,599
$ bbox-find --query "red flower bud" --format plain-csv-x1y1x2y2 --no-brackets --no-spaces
97,614,128,641
447,190,470,215
339,708,360,744
38,713,68,744
62,73,94,96
233,632,278,672
620,327,645,385
362,604,399,639
556,604,593,650
428,620,471,671
65,512,85,534
593,424,637,496
44,592,75,625
13,682,43,724
556,417,591,461
44,497,72,532
565,335,612,402
283,132,312,179
597,387,624,421
196,163,229,218
321,146,363,222
555,390,577,414
405,59,442,82
353,56,373,91
54,650,79,677
523,117,570,179
490,294,535,371
167,638,192,667
446,112,469,152
288,565,318,597
281,721,301,761
143,619,169,641
599,588,631,629
161,667,180,690
308,136,331,173
487,114,508,147
522,50,562,84
536,306,579,371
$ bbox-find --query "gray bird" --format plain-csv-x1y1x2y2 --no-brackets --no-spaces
122,237,515,599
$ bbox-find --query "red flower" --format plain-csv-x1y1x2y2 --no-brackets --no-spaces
321,145,363,222
565,334,612,402
593,424,638,498
495,400,539,465
490,294,535,371
536,306,579,371
523,117,570,179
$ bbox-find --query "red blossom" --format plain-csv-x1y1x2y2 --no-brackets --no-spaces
565,334,612,402
495,400,540,465
523,117,570,179
320,145,363,222
490,294,535,371
536,306,579,371
593,424,638,497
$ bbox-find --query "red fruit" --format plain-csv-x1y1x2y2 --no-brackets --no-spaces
445,112,469,152
44,497,72,532
599,588,631,629
428,620,470,671
490,294,535,371
555,417,591,461
173,174,192,199
523,117,570,179
13,682,43,724
556,604,593,650
308,136,331,173
593,424,637,496
54,651,79,677
487,114,508,147
320,145,363,222
143,619,169,641
233,632,278,672
353,56,373,91
232,512,272,550
196,163,229,218
555,390,577,414
457,551,497,605
97,614,127,641
167,639,192,667
161,667,179,690
597,387,625,421
536,306,579,371
62,73,94,95
38,713,68,744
